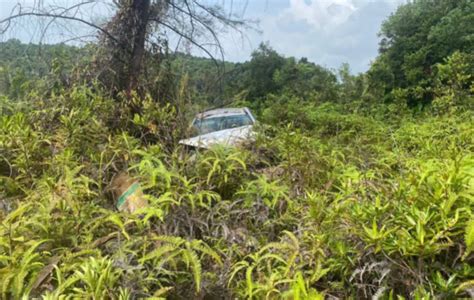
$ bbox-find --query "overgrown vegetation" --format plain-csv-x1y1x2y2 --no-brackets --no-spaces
0,0,473,299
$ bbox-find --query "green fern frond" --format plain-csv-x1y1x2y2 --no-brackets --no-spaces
139,245,176,264
196,244,223,265
464,218,474,257
182,246,202,292
228,261,249,287
153,235,185,246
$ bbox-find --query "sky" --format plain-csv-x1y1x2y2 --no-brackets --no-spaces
216,0,406,73
0,0,407,73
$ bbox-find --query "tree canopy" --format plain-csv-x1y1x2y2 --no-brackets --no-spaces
368,0,474,106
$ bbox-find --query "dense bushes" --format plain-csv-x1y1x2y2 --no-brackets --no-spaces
0,81,473,298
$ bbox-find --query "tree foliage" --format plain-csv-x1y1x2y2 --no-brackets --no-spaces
368,0,474,106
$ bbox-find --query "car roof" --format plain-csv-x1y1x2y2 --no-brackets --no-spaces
196,107,249,119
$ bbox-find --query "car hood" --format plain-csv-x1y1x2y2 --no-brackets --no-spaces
179,125,254,149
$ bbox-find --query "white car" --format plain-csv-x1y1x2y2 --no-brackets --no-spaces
179,107,256,149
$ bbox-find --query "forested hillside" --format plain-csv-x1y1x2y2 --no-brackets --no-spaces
0,0,473,299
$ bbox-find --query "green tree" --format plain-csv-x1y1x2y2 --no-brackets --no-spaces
245,43,286,99
337,63,365,102
274,57,338,101
432,51,474,113
368,0,474,106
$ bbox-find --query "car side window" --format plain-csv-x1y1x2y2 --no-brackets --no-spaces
193,118,219,135
222,115,252,129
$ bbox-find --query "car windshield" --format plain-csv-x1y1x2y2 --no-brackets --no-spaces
193,114,253,135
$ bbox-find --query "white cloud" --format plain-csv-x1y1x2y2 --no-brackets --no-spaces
224,0,408,72
283,0,407,32
286,0,357,31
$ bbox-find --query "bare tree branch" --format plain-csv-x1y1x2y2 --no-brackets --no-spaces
0,11,121,48
37,0,96,45
165,1,225,63
153,19,220,67
0,0,250,98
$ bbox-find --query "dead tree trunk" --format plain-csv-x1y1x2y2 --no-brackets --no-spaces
98,0,157,97
1,0,247,100
127,0,150,93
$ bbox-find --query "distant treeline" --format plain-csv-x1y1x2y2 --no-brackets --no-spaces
1,0,473,112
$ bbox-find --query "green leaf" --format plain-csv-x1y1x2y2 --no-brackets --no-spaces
464,218,474,257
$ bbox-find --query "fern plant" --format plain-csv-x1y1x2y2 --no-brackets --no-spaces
140,235,222,294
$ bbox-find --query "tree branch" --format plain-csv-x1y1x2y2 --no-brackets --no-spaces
151,18,221,69
0,12,121,48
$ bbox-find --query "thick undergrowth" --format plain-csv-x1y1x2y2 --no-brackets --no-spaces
1,83,473,299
